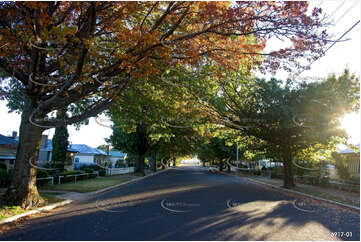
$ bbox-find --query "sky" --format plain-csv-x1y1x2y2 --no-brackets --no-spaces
0,0,360,148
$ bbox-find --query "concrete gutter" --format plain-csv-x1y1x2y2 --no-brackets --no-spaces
0,168,171,225
217,170,360,211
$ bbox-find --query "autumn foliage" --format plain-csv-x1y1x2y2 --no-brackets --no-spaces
0,1,329,208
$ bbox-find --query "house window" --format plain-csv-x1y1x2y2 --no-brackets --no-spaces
75,158,79,163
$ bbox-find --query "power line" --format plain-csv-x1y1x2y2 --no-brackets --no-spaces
329,1,346,20
294,19,360,78
317,1,324,8
335,1,360,24
324,20,360,53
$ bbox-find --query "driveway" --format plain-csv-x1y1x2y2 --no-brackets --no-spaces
1,166,359,240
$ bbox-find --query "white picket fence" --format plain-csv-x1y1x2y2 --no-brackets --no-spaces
106,167,134,176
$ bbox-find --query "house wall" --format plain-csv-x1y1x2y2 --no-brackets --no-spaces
0,145,17,170
38,150,50,162
74,154,95,164
0,146,16,156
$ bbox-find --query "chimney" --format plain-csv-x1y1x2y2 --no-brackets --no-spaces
41,135,48,148
11,131,17,139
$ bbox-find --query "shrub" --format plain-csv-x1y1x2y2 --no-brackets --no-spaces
51,163,65,172
0,162,7,170
99,169,106,176
332,152,351,180
59,170,79,176
293,161,316,177
84,164,100,170
36,169,49,178
75,163,101,171
348,174,360,184
0,169,12,187
270,167,284,179
81,168,94,174
115,163,127,168
89,173,97,179
252,169,261,176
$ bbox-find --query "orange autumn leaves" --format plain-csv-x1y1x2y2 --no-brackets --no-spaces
0,1,326,93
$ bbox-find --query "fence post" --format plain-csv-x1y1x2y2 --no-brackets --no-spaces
51,177,54,185
74,175,77,183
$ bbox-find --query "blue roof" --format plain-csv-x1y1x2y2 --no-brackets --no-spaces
69,144,107,155
40,139,78,153
0,134,18,145
109,151,126,158
339,144,360,154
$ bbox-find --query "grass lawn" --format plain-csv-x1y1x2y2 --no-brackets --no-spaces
41,176,135,193
0,193,65,221
292,187,359,207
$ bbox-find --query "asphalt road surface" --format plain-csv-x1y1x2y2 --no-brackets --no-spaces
1,166,360,240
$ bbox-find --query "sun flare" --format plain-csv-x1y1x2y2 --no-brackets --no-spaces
340,112,360,144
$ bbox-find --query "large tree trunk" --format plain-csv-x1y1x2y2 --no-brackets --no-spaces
282,151,295,188
219,161,224,171
135,153,145,176
5,97,45,209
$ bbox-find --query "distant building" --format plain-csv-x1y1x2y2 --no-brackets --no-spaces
339,144,360,176
257,159,281,168
108,150,127,167
0,132,18,170
38,135,78,169
70,144,110,167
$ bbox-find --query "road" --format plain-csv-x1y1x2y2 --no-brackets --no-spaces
1,166,359,240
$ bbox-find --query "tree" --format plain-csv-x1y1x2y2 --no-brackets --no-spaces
110,69,203,175
51,108,69,171
197,136,236,172
96,144,110,152
208,69,359,188
0,1,329,207
111,124,149,176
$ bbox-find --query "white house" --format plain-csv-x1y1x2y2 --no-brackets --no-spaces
70,144,109,166
258,159,281,168
108,151,127,167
